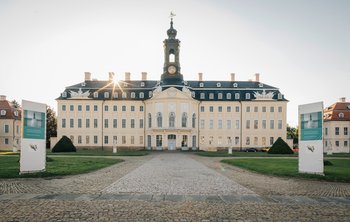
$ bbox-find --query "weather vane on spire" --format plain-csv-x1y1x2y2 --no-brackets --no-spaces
169,11,176,19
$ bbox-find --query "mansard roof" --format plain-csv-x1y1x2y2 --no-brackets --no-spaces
57,79,288,102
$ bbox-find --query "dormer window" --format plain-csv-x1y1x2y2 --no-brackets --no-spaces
131,92,136,98
81,82,86,87
141,82,145,87
259,83,263,88
199,82,204,87
124,83,128,87
113,92,118,98
278,93,283,100
139,92,144,98
209,93,214,99
93,92,98,98
217,83,221,87
14,111,18,117
122,92,127,99
233,83,238,88
235,93,240,99
0,110,6,116
62,92,67,98
200,93,205,99
149,91,153,98
245,93,251,99
226,93,231,99
218,93,223,100
339,113,345,118
104,92,109,98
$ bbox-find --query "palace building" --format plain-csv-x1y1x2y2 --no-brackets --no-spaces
56,18,288,151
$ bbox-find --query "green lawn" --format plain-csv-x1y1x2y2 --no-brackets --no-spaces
48,149,150,156
197,151,298,157
222,158,350,182
0,156,123,178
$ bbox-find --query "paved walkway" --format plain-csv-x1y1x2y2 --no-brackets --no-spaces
1,152,350,221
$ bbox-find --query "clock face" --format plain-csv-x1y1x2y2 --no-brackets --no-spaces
168,65,176,74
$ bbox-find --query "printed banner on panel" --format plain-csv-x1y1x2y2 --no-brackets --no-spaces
298,102,324,175
20,100,47,174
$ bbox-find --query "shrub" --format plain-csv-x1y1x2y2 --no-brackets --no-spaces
52,136,77,153
324,160,333,166
268,137,294,154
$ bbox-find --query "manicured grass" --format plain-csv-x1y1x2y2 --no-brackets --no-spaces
222,158,350,182
48,149,150,156
324,153,350,158
0,156,123,178
197,151,298,157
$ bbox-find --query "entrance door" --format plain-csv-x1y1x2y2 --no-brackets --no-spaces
168,134,176,151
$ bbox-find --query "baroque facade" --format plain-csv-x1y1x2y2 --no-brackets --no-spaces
0,95,21,151
56,19,288,151
324,97,350,153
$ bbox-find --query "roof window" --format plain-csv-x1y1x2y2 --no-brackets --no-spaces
216,83,221,87
199,83,204,87
0,110,6,116
233,83,238,88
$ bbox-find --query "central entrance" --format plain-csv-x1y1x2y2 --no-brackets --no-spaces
168,134,176,150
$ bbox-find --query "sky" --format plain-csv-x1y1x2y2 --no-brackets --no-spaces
0,0,349,127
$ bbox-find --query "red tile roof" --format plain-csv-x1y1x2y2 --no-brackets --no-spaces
324,102,350,121
0,100,22,120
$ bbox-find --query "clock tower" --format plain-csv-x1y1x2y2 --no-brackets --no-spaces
161,17,184,85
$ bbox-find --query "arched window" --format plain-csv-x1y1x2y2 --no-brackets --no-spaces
169,54,175,62
235,93,240,99
182,112,188,128
148,113,152,128
218,93,223,99
226,93,231,99
157,112,162,128
192,113,196,128
245,93,250,99
169,112,175,128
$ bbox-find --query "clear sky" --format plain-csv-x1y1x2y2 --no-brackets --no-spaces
1,0,349,126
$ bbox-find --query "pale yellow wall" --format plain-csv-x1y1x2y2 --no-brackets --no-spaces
324,121,350,153
0,119,21,151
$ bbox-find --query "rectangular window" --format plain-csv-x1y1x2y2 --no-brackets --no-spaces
70,135,74,143
140,136,143,145
113,119,117,128
278,120,282,129
209,106,214,112
86,119,90,128
139,119,144,128
262,120,266,129
70,105,74,111
104,105,108,111
262,137,266,146
246,120,250,129
236,120,240,129
147,135,152,148
62,119,66,128
113,105,117,111
104,119,108,128
246,137,250,145
131,106,135,112
218,106,222,112
94,136,98,144
278,106,282,112
131,136,135,144
254,137,258,145
122,106,126,111
235,106,240,112
122,119,126,128
270,106,274,112
156,135,162,147
246,106,250,112
270,137,274,145
227,106,231,112
70,119,74,128
218,119,223,129
122,136,126,144
86,136,90,144
335,127,339,135
270,120,274,129
254,106,258,112
344,127,348,135
113,136,117,144
209,119,214,129
345,141,348,147
200,119,205,129
235,136,239,145
16,125,19,134
200,93,205,99
254,120,258,129
78,105,82,111
78,119,82,128
335,141,339,147
200,106,205,112
86,105,90,111
78,135,82,144
104,136,108,144
140,106,144,112
131,119,135,128
5,138,9,144
325,127,328,135
209,93,214,99
94,105,98,111
94,119,98,128
62,105,66,111
262,106,266,112
227,120,231,129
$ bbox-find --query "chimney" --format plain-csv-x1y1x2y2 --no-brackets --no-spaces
198,73,203,81
0,95,6,101
141,72,147,81
255,73,260,82
108,72,115,81
339,97,346,102
125,72,131,81
84,72,92,81
230,73,235,81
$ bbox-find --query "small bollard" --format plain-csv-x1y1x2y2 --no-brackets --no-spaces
228,147,232,154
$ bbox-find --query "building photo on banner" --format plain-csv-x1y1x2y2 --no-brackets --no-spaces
298,102,324,175
20,100,47,174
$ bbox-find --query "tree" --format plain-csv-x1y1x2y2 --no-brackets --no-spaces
46,106,57,148
287,125,299,146
11,100,20,108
